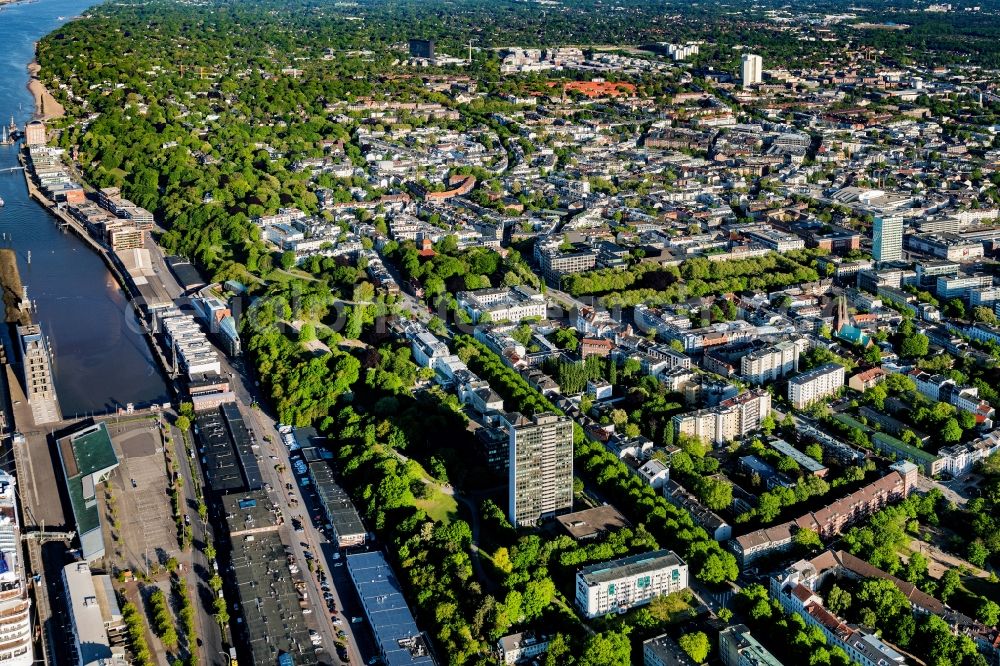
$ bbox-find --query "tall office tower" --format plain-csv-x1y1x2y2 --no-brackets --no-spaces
741,54,763,88
873,215,904,263
506,412,574,527
408,39,435,59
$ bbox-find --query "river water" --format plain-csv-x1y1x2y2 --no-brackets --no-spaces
0,0,170,417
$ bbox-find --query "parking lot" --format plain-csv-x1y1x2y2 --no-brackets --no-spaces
106,419,180,570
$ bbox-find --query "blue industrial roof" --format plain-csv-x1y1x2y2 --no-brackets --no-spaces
347,552,435,666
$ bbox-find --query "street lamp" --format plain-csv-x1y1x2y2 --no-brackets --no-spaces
218,650,231,666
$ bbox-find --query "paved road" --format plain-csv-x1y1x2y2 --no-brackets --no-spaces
912,473,970,507
170,419,226,666
543,284,593,317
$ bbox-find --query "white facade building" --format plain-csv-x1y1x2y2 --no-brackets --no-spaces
575,550,688,619
63,562,129,666
457,286,547,323
741,338,807,385
741,54,763,87
788,363,845,409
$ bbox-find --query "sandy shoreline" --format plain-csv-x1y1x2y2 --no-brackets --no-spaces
26,61,64,121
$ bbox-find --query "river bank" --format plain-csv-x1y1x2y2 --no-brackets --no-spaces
0,0,170,415
26,61,63,120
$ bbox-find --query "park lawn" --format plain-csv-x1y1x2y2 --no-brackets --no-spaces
414,483,458,524
962,575,1000,601
265,267,318,284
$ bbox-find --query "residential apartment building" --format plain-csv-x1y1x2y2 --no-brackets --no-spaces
673,389,771,446
719,625,784,666
787,363,845,409
24,120,46,146
937,430,1000,477
872,215,903,263
903,368,995,425
772,581,907,666
575,550,688,619
106,224,145,251
776,549,999,663
664,479,732,541
741,54,763,87
730,462,917,564
507,412,574,527
643,634,699,666
741,338,807,384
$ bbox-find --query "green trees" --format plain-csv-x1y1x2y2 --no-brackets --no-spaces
977,598,1000,626
122,601,154,666
245,300,361,426
805,443,824,463
577,631,632,666
855,578,911,631
695,476,733,511
549,327,579,351
678,632,710,663
973,306,997,324
913,614,984,666
826,584,852,616
148,588,178,651
687,540,739,585
900,333,930,358
793,527,823,552
939,567,961,603
735,584,849,665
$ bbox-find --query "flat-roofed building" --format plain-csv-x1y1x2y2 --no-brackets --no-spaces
643,633,698,666
556,505,630,541
768,438,829,477
194,403,262,495
496,632,551,664
506,412,574,527
788,363,845,409
309,461,366,548
56,422,120,562
719,624,784,666
741,338,807,385
575,549,688,618
873,215,903,263
62,562,128,666
24,120,46,146
223,491,315,665
347,551,435,665
456,286,546,323
17,324,60,425
673,389,771,446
